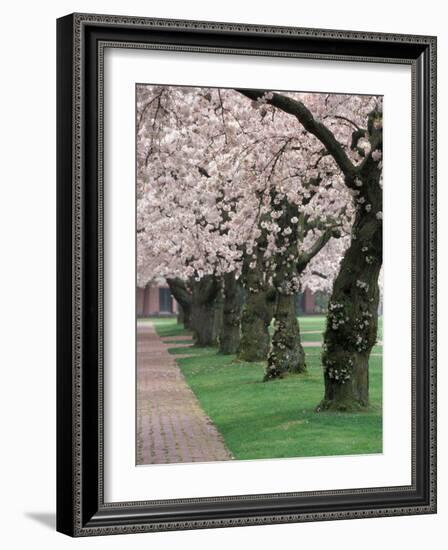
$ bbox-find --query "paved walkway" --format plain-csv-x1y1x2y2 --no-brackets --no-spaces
137,322,232,465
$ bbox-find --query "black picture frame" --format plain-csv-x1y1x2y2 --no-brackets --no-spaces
56,13,437,537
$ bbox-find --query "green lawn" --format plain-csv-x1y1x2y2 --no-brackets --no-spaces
144,317,188,338
272,315,383,343
150,316,383,461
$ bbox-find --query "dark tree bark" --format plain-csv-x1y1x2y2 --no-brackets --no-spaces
219,272,244,354
190,275,222,346
264,193,333,381
177,304,185,325
213,284,224,343
264,195,306,379
319,151,382,410
238,285,275,361
166,278,192,329
238,225,277,362
265,293,305,380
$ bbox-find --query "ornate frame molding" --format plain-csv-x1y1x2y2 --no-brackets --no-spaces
56,13,437,537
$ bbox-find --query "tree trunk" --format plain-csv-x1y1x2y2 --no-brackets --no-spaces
182,305,192,330
265,293,306,380
238,286,276,362
190,276,222,346
219,272,244,354
213,285,224,343
177,304,185,325
318,164,382,411
166,278,192,330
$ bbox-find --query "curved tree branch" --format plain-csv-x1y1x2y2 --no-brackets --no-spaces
297,229,333,272
326,114,363,131
235,89,357,179
311,270,328,280
166,278,192,308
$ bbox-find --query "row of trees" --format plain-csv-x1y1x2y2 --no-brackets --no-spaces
136,84,383,411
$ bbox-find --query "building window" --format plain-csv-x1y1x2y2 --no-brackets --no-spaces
159,288,173,313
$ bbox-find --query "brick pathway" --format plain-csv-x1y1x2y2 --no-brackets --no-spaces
136,322,232,465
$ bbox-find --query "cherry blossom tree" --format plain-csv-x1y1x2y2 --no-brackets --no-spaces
136,86,239,347
137,85,382,397
236,89,383,407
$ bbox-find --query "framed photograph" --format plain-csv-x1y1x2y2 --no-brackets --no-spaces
56,13,437,536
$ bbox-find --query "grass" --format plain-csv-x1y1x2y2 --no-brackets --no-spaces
148,315,383,461
272,315,383,342
146,317,191,338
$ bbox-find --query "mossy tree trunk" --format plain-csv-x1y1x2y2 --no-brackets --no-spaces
265,194,305,380
190,275,222,347
238,287,276,361
219,272,244,354
238,258,276,362
319,157,382,411
265,293,305,380
264,192,333,381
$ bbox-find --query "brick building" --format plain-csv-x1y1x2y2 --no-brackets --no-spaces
137,283,325,318
137,284,178,317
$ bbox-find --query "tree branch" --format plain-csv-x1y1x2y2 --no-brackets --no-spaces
297,230,332,272
166,278,192,308
326,114,363,131
311,270,328,280
235,89,357,178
